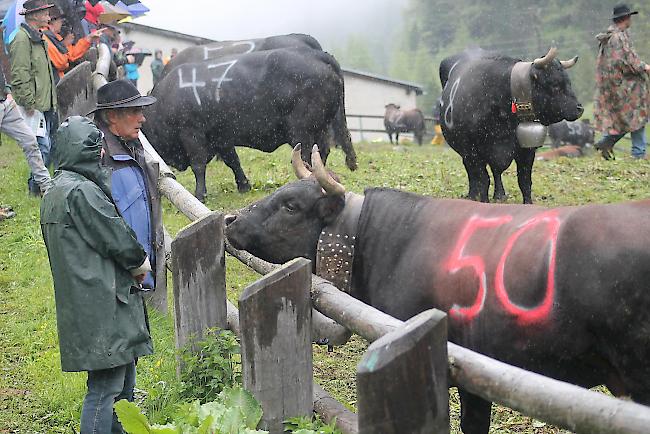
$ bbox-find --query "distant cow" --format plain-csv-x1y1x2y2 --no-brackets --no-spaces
384,103,426,145
440,47,583,204
535,145,582,161
548,119,595,149
143,46,356,202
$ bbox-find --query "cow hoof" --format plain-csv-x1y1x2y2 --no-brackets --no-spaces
237,182,252,193
493,194,507,203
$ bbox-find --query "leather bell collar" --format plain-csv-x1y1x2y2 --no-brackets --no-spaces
316,193,364,293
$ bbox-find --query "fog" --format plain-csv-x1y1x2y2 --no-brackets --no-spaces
138,0,409,48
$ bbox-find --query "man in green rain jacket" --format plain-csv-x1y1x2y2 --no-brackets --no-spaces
40,116,153,433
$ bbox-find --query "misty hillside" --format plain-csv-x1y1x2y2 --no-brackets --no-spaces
330,0,650,112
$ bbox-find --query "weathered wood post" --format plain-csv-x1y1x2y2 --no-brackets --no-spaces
239,258,313,434
171,212,227,361
357,309,449,434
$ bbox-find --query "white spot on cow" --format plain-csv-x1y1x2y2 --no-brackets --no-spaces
178,67,206,106
203,41,256,60
444,78,461,130
207,60,237,102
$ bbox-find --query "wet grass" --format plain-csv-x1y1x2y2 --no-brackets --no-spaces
2,137,650,432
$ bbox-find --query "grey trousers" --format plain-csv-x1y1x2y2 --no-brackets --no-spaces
1,98,52,193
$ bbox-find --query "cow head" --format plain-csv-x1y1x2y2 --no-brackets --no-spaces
225,145,346,265
530,48,584,125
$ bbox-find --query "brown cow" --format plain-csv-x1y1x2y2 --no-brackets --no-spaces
384,103,426,145
535,145,583,161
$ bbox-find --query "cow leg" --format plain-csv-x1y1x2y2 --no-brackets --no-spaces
459,389,492,434
216,146,251,193
388,132,393,144
463,156,490,202
183,135,210,202
514,148,536,204
491,166,507,202
395,132,400,144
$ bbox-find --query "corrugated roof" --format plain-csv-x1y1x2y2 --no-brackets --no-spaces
342,68,424,94
119,22,215,45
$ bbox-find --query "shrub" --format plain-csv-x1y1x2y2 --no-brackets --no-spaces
179,328,242,403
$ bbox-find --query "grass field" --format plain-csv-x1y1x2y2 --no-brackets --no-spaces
2,136,650,433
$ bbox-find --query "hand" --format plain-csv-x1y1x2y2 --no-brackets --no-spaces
134,273,146,284
645,64,650,73
6,94,13,102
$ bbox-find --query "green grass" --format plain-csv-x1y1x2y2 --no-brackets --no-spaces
3,136,650,433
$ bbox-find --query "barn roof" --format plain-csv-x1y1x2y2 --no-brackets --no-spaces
341,68,424,95
119,22,215,45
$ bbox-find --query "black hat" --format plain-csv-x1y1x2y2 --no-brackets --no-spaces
612,4,638,20
20,0,55,15
87,80,157,115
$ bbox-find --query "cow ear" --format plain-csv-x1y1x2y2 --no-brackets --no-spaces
531,71,539,81
316,196,345,224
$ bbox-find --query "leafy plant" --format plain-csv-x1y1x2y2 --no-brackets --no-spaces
284,416,342,434
179,328,242,403
115,386,267,434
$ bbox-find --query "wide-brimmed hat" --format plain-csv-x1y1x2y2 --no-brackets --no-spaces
612,4,638,20
87,80,157,115
20,0,55,15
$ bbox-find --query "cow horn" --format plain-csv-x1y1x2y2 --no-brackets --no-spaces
560,56,579,69
311,144,345,196
292,143,311,180
533,46,558,68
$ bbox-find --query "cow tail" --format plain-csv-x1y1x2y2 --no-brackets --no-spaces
322,51,357,171
335,88,357,171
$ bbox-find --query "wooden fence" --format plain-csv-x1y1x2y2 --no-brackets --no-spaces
58,44,650,434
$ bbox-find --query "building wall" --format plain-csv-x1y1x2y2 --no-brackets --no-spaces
343,73,419,143
119,26,204,94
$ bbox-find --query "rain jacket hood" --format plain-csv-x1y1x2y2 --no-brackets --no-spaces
54,116,112,198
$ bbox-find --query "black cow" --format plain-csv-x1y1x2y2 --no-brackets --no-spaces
548,119,595,149
159,34,323,81
143,46,357,201
384,103,426,145
225,146,650,434
440,47,583,204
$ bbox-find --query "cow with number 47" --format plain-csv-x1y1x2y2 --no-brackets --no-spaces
143,41,357,202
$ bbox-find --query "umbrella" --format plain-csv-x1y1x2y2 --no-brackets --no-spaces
123,1,148,17
98,0,130,24
2,0,25,46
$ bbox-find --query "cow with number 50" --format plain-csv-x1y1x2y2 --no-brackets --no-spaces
225,144,650,434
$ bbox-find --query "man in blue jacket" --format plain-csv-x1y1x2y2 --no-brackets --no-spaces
89,80,163,292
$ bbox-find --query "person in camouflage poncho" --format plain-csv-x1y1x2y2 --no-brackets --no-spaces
593,4,650,160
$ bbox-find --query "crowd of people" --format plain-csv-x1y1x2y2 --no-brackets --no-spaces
0,1,648,432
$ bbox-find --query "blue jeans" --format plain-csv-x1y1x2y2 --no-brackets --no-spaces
596,126,647,159
28,109,57,194
80,361,136,434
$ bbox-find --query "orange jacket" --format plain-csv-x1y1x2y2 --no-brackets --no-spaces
44,32,91,78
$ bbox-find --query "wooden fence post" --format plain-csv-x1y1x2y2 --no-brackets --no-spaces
239,258,313,434
357,309,449,434
171,212,227,359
